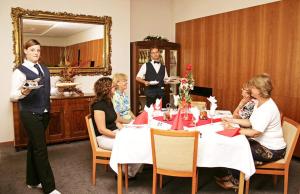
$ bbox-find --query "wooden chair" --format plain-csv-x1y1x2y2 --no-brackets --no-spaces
191,101,206,110
245,117,300,194
85,114,112,185
150,129,199,194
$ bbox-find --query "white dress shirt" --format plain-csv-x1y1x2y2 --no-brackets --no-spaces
136,60,168,79
10,60,44,101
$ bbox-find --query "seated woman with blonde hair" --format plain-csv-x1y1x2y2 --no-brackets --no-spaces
216,73,286,189
232,82,256,119
112,73,136,124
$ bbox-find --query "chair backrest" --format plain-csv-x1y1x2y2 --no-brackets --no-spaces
150,129,199,176
191,101,206,111
85,114,99,153
282,117,300,163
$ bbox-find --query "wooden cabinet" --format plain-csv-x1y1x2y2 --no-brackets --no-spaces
12,94,94,149
130,41,180,115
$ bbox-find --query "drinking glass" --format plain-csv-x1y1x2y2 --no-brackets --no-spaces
209,110,215,125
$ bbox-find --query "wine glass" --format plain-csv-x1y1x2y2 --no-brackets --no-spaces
209,109,216,125
190,107,199,127
192,115,199,128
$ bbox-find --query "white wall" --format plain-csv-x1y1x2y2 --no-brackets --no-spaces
130,0,173,42
0,0,130,143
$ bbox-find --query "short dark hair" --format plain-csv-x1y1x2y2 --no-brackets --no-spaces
24,39,40,49
150,46,159,53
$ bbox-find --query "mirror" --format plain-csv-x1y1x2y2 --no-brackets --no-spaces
11,7,112,75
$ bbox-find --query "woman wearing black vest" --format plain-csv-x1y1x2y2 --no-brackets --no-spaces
136,46,168,107
10,39,60,194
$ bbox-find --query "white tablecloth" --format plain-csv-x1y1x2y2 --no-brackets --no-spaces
110,113,256,180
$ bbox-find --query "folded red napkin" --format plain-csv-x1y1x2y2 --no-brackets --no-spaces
217,128,240,137
133,111,148,124
171,109,184,130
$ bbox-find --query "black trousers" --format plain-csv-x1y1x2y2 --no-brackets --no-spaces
20,111,55,194
145,87,166,108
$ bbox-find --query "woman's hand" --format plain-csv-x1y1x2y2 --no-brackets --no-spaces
116,122,124,129
222,117,235,123
239,96,251,107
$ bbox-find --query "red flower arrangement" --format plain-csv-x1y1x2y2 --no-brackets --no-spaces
178,64,194,107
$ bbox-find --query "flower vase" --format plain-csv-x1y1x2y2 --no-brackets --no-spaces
183,104,189,120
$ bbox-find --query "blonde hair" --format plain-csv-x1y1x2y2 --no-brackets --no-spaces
248,73,273,98
112,73,128,90
242,82,251,95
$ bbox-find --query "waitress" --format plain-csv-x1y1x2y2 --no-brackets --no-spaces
10,39,60,194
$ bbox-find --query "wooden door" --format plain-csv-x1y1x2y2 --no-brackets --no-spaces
46,99,65,143
64,97,90,140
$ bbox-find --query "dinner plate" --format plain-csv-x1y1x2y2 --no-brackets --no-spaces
149,80,159,85
23,85,43,89
56,82,79,87
123,124,147,128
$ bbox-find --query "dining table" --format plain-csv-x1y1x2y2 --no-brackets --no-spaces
109,110,256,194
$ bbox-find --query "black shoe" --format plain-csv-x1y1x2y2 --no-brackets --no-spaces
114,174,137,181
128,176,137,181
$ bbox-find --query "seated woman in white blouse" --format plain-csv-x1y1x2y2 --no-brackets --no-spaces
217,73,286,189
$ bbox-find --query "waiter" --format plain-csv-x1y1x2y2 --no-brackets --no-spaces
136,46,168,107
10,39,60,194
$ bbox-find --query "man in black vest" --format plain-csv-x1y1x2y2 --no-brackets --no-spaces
136,46,168,107
10,39,60,194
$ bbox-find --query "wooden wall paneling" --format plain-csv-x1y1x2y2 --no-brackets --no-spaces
65,39,103,67
40,46,62,67
97,39,103,67
176,0,300,124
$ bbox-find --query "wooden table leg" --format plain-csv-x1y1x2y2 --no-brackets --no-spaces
118,164,123,194
238,172,245,194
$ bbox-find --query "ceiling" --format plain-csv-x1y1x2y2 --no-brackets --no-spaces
23,19,99,37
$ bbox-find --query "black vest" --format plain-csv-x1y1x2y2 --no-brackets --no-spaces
144,62,165,97
18,65,51,113
145,62,165,87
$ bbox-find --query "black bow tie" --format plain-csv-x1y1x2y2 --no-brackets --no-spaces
154,61,160,64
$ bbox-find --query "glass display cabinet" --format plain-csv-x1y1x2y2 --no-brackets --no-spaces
130,41,180,115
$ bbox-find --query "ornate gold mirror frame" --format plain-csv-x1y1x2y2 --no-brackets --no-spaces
11,7,112,75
